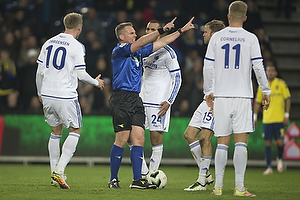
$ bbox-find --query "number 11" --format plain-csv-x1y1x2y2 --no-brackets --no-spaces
221,43,240,69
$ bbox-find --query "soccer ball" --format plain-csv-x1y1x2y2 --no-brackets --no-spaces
149,170,167,188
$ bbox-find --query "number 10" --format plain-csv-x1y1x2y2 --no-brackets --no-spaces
221,43,240,69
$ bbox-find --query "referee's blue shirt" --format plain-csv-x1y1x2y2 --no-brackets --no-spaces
111,43,153,92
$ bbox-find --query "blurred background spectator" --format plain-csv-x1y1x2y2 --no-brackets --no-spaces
0,0,275,117
18,48,42,114
0,48,19,113
276,0,291,19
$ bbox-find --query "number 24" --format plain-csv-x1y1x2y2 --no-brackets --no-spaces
151,114,161,124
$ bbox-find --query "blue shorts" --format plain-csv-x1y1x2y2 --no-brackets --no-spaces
262,123,285,140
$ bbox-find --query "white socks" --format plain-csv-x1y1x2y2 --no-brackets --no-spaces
189,141,202,168
55,132,80,174
149,144,163,173
140,144,163,175
214,144,228,189
214,142,248,190
141,151,149,175
48,134,61,172
234,142,247,191
198,156,211,185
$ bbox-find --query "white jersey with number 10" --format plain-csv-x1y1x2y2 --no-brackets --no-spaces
37,33,86,99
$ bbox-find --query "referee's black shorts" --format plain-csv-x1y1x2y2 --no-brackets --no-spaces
109,90,145,133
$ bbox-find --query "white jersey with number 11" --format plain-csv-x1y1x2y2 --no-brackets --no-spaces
203,27,270,98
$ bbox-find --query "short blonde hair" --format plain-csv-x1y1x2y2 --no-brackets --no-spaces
115,22,133,42
63,12,83,30
228,1,247,23
205,20,225,33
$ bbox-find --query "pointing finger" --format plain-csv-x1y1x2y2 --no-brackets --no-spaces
170,17,177,23
188,16,195,23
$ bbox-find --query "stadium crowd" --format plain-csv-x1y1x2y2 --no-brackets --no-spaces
0,0,275,116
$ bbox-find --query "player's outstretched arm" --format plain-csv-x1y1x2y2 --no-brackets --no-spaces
152,17,195,52
130,17,177,53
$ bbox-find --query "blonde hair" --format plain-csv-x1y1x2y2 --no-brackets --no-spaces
205,20,225,33
63,12,83,30
228,1,247,23
115,22,133,42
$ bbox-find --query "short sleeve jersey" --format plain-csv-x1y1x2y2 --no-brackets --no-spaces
140,45,181,106
204,27,267,98
256,77,291,123
111,43,153,92
37,33,86,98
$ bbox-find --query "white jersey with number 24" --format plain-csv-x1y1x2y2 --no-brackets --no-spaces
140,45,181,106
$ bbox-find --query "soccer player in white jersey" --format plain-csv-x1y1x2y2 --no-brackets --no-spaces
36,12,105,189
138,20,182,177
184,19,225,192
203,1,271,197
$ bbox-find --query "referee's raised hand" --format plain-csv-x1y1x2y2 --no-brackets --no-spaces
163,17,177,32
180,17,195,33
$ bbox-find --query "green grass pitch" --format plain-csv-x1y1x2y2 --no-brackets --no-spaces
0,164,299,200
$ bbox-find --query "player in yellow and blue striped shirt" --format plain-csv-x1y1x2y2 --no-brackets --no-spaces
254,64,291,175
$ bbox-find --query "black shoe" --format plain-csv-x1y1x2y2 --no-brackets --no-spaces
108,178,121,189
129,178,157,189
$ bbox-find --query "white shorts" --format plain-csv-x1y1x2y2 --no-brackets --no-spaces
144,106,171,132
42,97,82,128
188,100,214,131
214,97,254,137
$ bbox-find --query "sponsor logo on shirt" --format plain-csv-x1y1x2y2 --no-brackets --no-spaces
143,55,159,69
